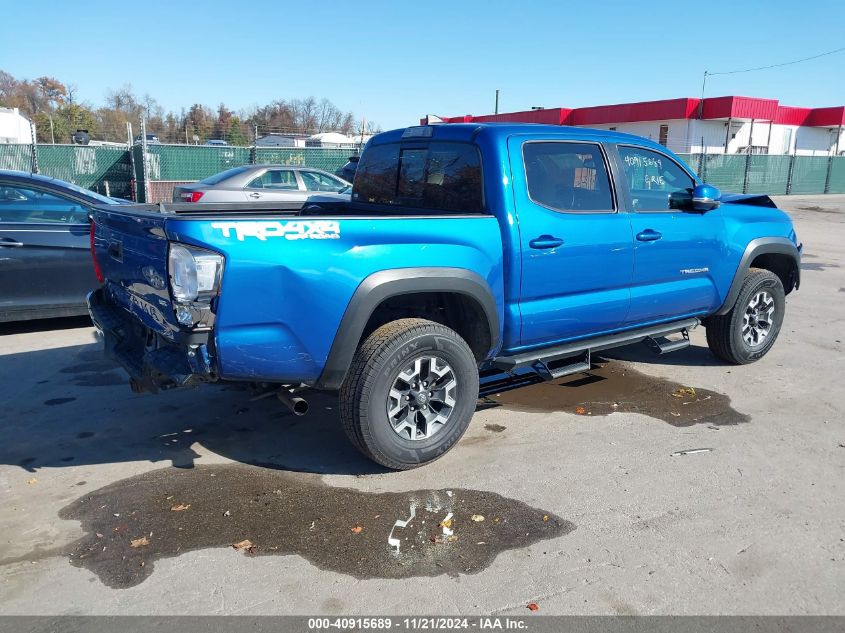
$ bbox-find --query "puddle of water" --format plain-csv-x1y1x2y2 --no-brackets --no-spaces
59,464,573,588
484,361,749,427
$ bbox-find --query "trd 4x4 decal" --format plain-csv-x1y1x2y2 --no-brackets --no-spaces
210,220,340,241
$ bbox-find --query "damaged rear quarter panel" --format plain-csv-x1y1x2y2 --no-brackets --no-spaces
165,215,503,385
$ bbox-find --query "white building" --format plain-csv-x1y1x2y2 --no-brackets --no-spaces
305,132,359,148
256,133,307,148
0,107,33,144
440,96,845,156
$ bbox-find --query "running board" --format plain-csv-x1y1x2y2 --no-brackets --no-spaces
531,350,592,380
491,318,699,373
645,329,691,355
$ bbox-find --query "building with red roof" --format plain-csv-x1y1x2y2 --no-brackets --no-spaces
433,96,845,156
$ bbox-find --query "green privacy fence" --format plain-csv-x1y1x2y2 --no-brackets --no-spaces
142,145,355,183
0,143,133,199
255,147,356,173
2,143,843,201
677,153,845,195
789,156,830,194
140,144,358,202
0,142,360,202
830,156,845,193
146,145,253,181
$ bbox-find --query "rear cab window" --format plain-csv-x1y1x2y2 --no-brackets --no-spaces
352,141,484,212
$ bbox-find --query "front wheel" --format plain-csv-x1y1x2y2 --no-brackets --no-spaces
706,268,785,364
339,318,479,470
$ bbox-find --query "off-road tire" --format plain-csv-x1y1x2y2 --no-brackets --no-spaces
706,268,785,364
339,318,479,470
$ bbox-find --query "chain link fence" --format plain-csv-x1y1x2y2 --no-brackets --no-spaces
140,145,358,202
2,142,844,202
0,143,133,198
677,153,845,195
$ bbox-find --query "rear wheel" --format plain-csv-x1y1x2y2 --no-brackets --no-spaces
706,268,785,364
339,318,479,470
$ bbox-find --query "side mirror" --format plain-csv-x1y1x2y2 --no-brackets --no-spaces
692,183,721,212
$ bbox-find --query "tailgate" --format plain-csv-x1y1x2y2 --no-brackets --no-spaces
91,207,182,339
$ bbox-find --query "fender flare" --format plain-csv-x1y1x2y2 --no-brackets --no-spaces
715,237,801,315
315,267,500,390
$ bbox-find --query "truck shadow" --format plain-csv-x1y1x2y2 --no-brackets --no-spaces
0,337,386,476
1,324,744,476
600,341,724,367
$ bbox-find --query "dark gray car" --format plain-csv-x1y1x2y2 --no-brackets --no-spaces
0,170,125,322
172,165,352,203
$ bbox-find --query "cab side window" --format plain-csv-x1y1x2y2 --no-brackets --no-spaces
523,142,614,213
617,146,695,212
0,184,88,223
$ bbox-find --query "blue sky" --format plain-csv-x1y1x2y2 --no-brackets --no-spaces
2,0,844,129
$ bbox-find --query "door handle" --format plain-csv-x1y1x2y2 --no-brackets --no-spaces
0,238,23,248
529,235,564,249
636,229,662,242
248,192,261,199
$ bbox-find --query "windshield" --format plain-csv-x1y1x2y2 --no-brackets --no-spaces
199,166,251,185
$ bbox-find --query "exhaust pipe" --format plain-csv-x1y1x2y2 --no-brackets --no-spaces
277,391,309,416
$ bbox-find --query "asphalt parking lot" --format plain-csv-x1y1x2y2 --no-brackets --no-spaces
1,195,843,616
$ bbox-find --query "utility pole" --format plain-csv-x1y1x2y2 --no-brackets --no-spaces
698,71,708,120
49,117,55,144
494,89,500,115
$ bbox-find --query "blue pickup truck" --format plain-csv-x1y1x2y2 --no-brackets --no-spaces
88,123,801,469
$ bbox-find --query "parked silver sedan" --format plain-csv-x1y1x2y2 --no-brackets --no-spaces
172,165,352,203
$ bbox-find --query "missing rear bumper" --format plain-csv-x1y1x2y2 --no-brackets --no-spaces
87,288,215,393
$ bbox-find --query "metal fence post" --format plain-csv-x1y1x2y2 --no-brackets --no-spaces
140,118,150,203
29,122,39,174
126,122,137,201
786,154,796,195
250,124,258,165
742,151,752,194
823,155,834,194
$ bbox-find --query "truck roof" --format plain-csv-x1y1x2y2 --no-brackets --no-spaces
370,123,669,153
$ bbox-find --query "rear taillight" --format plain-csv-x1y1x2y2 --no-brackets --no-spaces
168,243,224,303
90,222,104,283
178,191,204,203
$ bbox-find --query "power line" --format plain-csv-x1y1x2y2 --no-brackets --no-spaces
707,46,845,76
